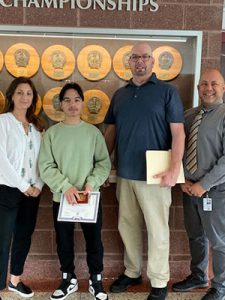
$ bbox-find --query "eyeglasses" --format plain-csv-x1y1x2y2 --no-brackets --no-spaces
129,54,152,62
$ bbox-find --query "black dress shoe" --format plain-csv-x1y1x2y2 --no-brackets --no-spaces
201,288,225,300
110,274,142,293
147,287,168,300
172,274,208,292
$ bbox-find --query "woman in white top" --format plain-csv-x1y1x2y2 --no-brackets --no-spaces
0,77,44,300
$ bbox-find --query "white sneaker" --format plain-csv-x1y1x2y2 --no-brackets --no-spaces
50,273,78,300
89,274,108,300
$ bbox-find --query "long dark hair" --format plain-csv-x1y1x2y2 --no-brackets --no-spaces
4,77,44,131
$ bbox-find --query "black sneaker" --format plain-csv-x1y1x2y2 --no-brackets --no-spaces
147,287,168,300
50,273,78,300
8,281,34,298
172,274,208,292
89,274,108,300
201,288,225,300
110,273,142,293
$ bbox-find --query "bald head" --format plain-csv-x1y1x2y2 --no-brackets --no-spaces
129,42,155,81
131,42,153,56
198,68,225,105
199,69,224,85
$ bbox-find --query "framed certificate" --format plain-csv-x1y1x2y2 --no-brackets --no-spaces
57,192,100,223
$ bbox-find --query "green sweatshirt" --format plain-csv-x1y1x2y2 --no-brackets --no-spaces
38,121,111,202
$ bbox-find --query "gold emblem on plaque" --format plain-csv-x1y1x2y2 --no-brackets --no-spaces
152,46,182,81
113,45,133,81
0,50,4,72
77,45,111,81
5,43,40,77
0,91,5,113
43,87,65,122
34,95,42,116
81,90,110,124
41,45,75,80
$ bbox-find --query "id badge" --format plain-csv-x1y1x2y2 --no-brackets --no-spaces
203,196,212,211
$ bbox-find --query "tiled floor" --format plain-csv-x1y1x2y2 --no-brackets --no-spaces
0,291,206,300
0,280,208,300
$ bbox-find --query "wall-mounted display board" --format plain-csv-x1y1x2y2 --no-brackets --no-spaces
0,26,202,127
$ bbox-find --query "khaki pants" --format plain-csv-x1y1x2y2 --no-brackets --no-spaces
116,177,171,288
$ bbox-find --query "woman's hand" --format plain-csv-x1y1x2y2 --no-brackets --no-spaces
24,186,41,197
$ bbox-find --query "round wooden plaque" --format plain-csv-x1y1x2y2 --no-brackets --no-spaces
81,89,110,124
152,46,182,81
5,43,40,78
41,45,75,80
43,87,64,122
113,45,133,81
0,91,5,113
77,45,111,81
34,94,42,116
0,50,4,72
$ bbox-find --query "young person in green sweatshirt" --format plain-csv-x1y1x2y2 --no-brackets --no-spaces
38,82,111,300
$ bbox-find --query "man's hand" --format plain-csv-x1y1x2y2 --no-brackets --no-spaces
180,180,193,196
188,182,206,197
154,168,179,187
64,187,80,204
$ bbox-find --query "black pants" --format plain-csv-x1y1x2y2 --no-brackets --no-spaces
53,201,104,276
0,185,40,290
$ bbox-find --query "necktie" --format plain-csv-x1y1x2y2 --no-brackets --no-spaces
186,109,205,174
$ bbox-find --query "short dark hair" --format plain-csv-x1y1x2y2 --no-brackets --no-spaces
59,82,84,102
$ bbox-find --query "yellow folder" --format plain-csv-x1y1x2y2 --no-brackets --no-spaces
146,150,185,184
